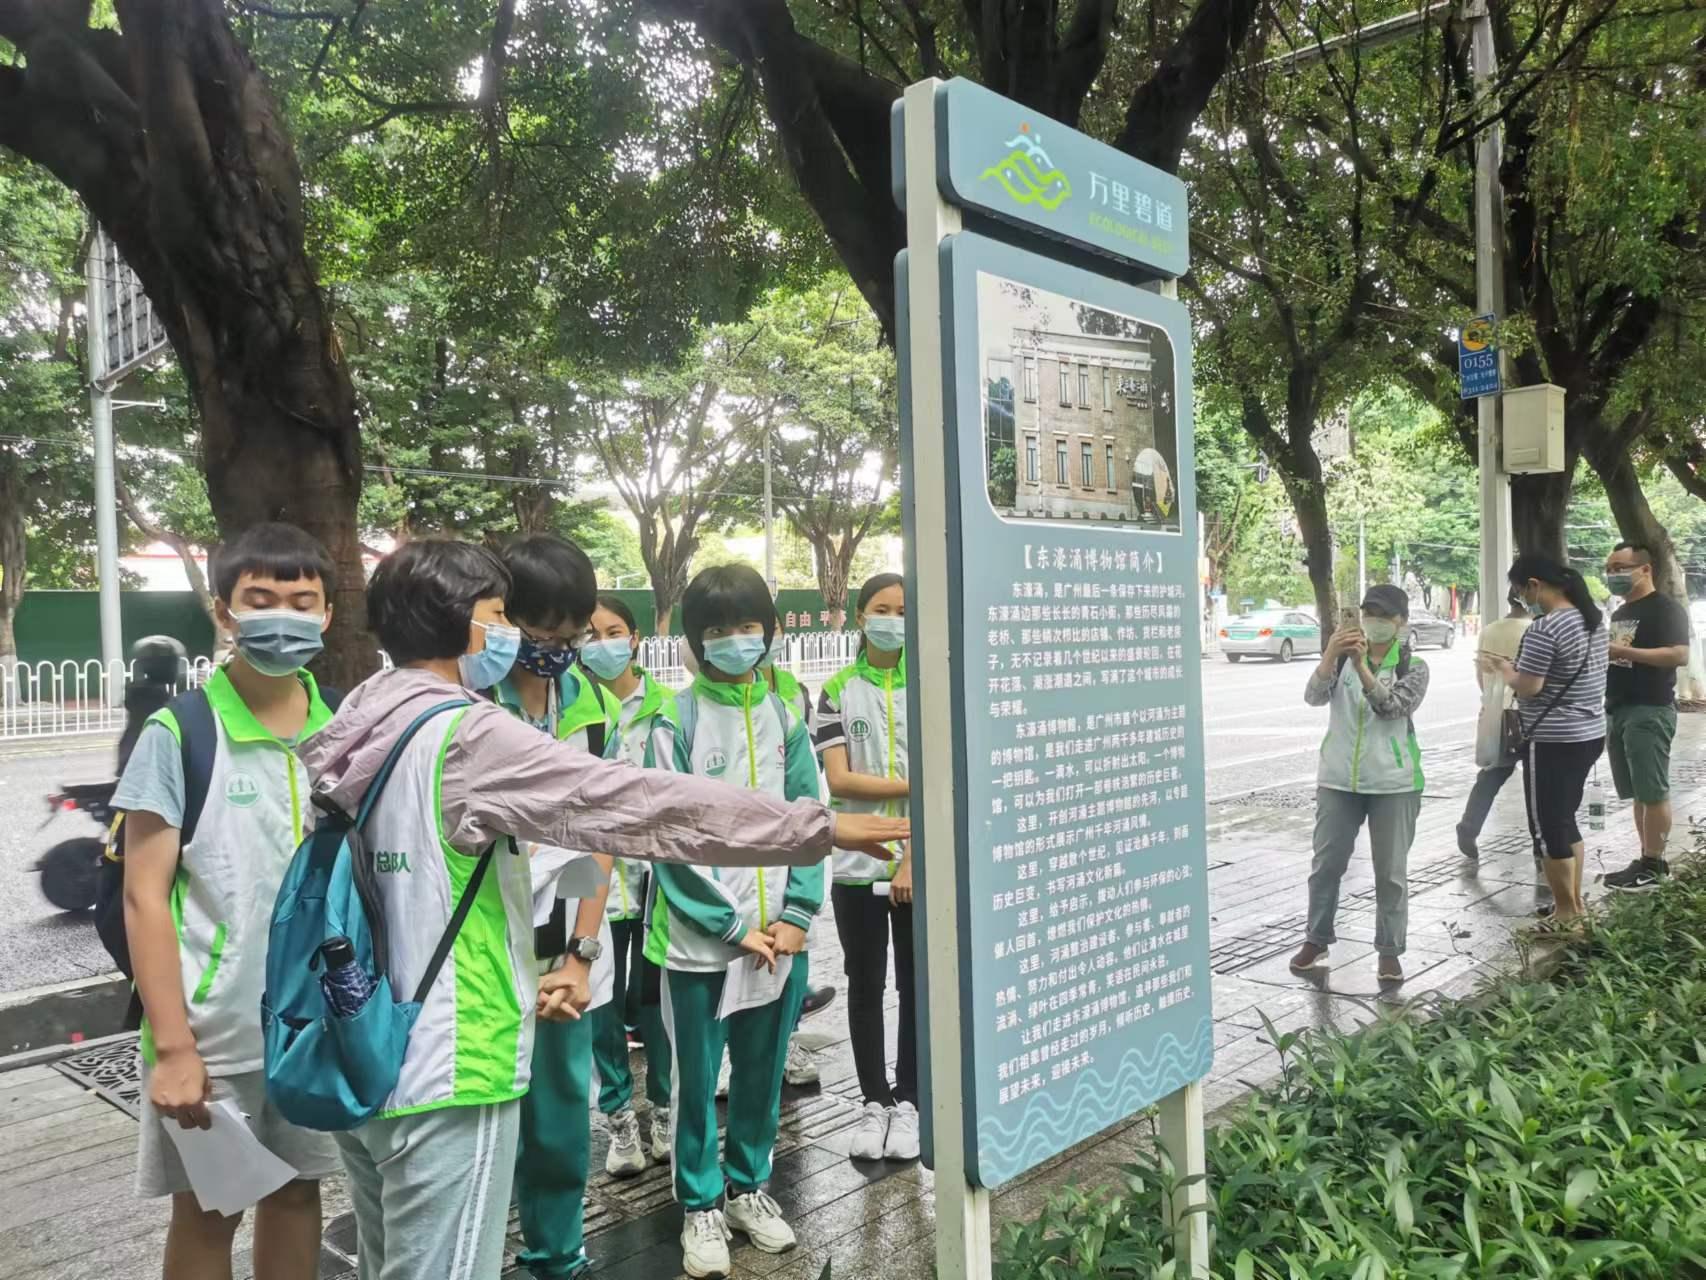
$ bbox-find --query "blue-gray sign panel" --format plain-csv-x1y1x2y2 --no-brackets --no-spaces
934,79,1190,278
936,231,1212,1188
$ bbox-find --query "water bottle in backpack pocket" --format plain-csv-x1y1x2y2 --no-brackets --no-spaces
261,701,492,1131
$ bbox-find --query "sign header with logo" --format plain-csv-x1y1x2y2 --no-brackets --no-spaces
930,78,1190,278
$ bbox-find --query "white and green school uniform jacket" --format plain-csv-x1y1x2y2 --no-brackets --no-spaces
816,650,909,885
491,668,621,1002
137,669,336,1074
642,675,826,974
1312,644,1427,794
362,706,537,1116
605,669,678,923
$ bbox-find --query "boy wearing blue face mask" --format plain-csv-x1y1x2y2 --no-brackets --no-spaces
115,523,341,1280
488,535,623,1280
643,565,825,1279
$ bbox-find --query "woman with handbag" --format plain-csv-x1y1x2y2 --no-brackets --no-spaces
1482,554,1608,931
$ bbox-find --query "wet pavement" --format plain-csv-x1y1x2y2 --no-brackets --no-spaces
3,704,1697,1280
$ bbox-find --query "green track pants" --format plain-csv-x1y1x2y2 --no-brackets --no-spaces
514,1011,592,1279
591,917,671,1113
662,956,809,1212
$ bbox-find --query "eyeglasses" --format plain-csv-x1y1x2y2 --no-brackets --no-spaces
518,628,577,654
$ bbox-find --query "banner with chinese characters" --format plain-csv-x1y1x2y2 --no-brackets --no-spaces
932,230,1212,1188
932,78,1189,279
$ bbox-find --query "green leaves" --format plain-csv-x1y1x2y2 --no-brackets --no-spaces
997,861,1706,1279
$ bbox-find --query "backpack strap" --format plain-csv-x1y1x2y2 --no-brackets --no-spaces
169,690,217,847
412,843,496,1005
354,700,471,830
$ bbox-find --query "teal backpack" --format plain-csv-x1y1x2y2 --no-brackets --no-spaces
262,700,493,1131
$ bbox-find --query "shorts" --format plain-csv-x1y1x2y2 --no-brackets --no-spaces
1607,704,1677,804
137,1067,341,1199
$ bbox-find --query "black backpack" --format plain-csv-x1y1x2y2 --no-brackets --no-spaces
98,684,342,1028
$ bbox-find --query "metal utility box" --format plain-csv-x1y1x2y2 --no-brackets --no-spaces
1502,383,1566,474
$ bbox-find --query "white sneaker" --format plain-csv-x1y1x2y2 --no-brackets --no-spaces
716,1053,731,1100
681,1208,732,1278
784,1037,820,1086
849,1101,891,1162
605,1107,646,1178
725,1189,796,1254
650,1106,672,1162
884,1100,921,1160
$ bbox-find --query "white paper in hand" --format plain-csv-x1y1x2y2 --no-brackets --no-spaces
718,953,792,1021
162,1098,297,1216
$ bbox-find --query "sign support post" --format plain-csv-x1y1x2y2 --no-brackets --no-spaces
85,239,123,702
900,79,990,1280
899,78,1213,1280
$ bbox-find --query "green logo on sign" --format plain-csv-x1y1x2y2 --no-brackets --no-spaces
377,851,412,874
704,750,728,778
224,772,259,808
981,127,1071,211
849,717,873,743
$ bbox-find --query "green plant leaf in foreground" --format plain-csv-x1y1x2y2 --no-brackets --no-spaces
997,859,1706,1278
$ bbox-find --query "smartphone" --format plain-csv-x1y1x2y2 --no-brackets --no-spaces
1340,606,1360,632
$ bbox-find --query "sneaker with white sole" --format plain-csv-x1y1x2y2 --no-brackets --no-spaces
681,1209,732,1279
784,1037,820,1086
849,1101,891,1162
725,1190,796,1254
650,1106,672,1162
1603,856,1670,892
604,1107,646,1178
884,1100,921,1160
716,1054,731,1100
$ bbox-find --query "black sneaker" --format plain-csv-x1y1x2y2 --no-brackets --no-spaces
1603,857,1670,893
1456,824,1479,860
800,984,837,1017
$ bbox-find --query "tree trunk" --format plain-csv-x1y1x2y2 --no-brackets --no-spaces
1280,470,1338,628
810,531,856,630
1509,470,1572,563
115,473,217,626
0,1,371,687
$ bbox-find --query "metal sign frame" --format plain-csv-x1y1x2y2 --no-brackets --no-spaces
899,78,1212,1280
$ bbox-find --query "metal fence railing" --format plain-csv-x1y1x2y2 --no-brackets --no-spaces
0,657,216,741
0,634,864,742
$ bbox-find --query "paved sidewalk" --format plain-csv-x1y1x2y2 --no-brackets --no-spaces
5,714,1702,1280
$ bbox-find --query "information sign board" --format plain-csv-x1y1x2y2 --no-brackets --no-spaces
925,230,1214,1188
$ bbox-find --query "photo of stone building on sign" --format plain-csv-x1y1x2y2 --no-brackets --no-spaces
977,271,1181,533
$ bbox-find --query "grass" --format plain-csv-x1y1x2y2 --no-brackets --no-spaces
995,856,1706,1279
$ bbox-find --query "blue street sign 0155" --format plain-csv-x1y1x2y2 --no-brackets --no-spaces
932,79,1189,279
1459,314,1500,399
925,230,1213,1188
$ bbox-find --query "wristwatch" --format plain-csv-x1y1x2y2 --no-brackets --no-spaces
566,935,603,963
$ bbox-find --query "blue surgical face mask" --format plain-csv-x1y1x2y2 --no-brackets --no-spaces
1524,596,1547,619
863,615,907,653
579,637,634,681
702,634,767,677
757,636,779,671
229,608,325,677
459,620,520,690
1605,571,1635,597
515,637,574,680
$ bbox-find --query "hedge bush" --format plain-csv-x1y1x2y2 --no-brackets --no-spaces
996,863,1706,1278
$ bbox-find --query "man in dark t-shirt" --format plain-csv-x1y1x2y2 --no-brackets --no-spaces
1601,542,1692,891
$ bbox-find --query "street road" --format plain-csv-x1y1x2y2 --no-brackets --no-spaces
0,642,1485,996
